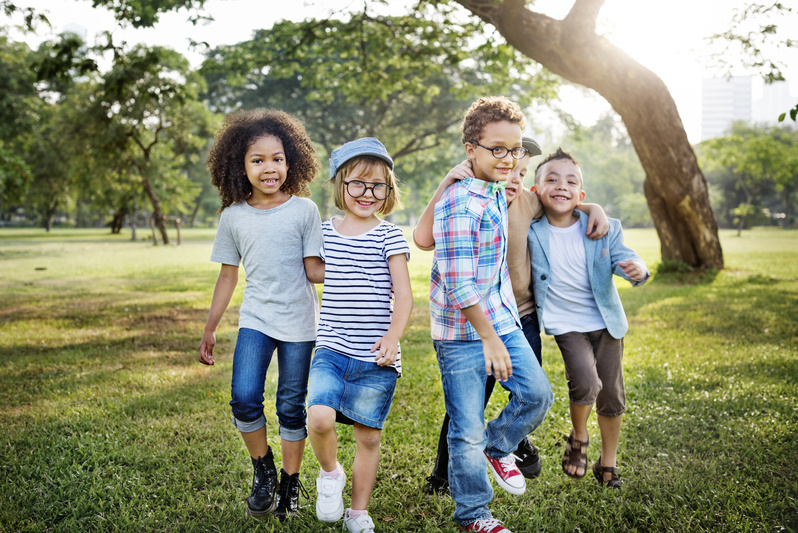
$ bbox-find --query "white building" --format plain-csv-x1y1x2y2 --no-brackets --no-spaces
701,76,798,141
753,80,796,123
701,76,753,141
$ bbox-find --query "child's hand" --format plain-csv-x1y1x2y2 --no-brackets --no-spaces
371,335,399,366
482,335,512,382
619,260,644,281
585,209,609,240
444,160,474,184
198,331,216,366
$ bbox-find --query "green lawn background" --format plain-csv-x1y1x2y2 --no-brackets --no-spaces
0,226,795,532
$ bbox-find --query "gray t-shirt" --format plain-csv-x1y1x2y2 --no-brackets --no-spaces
210,196,322,342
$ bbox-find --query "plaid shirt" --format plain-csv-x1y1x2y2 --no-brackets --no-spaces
429,177,520,341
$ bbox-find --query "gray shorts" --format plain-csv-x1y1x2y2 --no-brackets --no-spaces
554,329,625,417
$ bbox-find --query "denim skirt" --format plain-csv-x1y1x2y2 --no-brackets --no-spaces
307,347,398,429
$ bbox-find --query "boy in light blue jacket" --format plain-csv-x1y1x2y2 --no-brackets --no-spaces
527,148,649,491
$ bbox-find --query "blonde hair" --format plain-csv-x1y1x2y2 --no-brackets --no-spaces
329,156,402,215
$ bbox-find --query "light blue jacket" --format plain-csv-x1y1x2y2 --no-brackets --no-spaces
527,210,649,339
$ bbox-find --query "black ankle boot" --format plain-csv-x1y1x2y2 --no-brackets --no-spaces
273,469,308,522
246,448,278,517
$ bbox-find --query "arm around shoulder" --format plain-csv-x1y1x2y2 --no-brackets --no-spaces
413,161,472,251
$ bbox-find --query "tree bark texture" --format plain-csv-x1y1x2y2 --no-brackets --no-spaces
141,175,170,245
455,0,724,269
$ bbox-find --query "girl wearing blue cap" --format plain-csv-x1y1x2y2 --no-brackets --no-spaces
304,137,413,533
199,109,322,522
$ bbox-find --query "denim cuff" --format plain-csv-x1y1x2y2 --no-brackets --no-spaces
279,424,308,442
231,413,266,433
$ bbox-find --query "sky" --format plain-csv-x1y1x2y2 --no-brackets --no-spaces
6,0,798,144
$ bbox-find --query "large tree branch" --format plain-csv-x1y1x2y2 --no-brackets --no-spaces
565,0,604,32
454,0,724,269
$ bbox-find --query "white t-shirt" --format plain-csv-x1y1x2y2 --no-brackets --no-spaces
210,197,322,342
542,219,606,335
316,218,410,375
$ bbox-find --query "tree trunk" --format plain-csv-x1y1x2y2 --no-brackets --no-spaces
130,202,138,241
42,199,58,232
455,0,724,269
141,175,170,244
109,207,128,234
189,193,202,228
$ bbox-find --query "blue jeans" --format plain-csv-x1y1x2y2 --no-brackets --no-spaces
434,328,553,525
431,310,544,481
229,328,314,441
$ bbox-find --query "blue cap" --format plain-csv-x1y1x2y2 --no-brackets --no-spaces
522,136,542,157
329,137,393,178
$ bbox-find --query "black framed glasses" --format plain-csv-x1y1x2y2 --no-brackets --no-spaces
344,180,393,200
470,141,528,160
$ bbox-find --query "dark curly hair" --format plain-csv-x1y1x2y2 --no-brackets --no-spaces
207,109,320,210
460,96,526,146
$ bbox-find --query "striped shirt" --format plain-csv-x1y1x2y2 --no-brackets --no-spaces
429,177,520,341
316,218,410,375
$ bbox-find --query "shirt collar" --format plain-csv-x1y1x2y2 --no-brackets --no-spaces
463,176,506,198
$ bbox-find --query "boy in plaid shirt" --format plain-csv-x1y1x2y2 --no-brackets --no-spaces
429,96,553,533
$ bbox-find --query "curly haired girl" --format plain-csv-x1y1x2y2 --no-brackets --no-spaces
199,108,322,522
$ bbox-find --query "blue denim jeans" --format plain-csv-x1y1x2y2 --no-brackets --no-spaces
229,328,314,441
434,328,553,525
431,310,544,482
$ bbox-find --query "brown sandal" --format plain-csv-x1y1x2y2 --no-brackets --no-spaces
592,456,623,490
561,434,588,478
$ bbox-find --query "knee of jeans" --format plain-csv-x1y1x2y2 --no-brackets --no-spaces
276,394,307,429
230,388,264,422
542,386,554,410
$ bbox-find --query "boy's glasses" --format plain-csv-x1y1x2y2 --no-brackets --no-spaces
344,180,392,200
470,141,528,160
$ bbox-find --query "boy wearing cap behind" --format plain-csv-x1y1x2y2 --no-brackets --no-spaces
305,137,413,533
429,96,554,533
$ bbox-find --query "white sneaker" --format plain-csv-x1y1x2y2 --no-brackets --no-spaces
344,509,376,533
315,466,346,522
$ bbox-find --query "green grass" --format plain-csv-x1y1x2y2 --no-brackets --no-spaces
1,226,796,532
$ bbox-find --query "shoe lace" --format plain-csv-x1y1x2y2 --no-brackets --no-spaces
472,517,505,532
291,475,309,500
497,454,521,474
251,457,268,493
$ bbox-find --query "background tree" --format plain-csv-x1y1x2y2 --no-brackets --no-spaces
81,44,219,243
200,7,558,220
0,33,37,221
709,1,798,122
447,0,724,269
560,112,650,228
699,123,798,234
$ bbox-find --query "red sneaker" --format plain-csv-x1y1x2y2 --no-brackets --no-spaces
462,517,514,532
484,451,526,495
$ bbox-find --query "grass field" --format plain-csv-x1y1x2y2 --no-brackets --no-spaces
0,226,796,532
